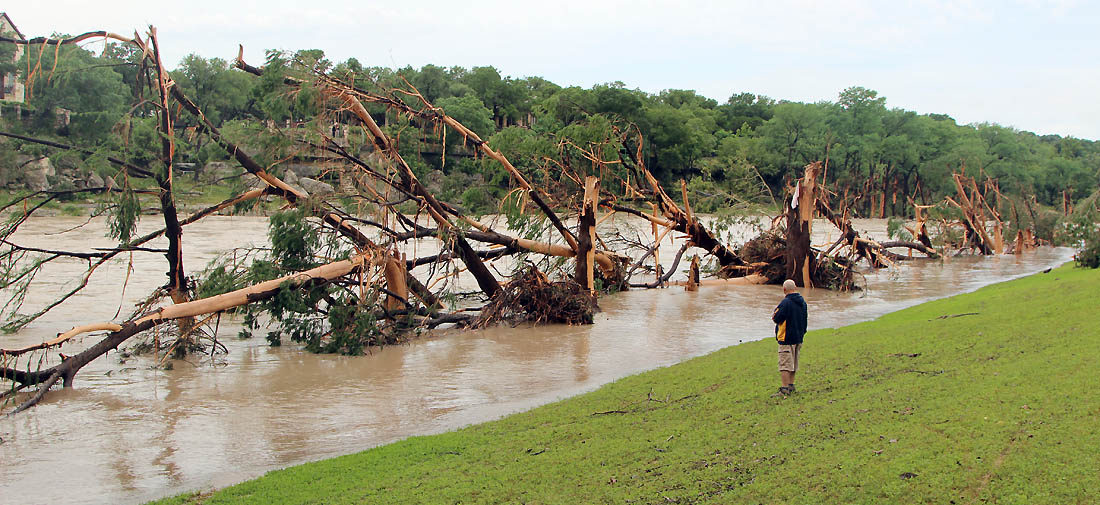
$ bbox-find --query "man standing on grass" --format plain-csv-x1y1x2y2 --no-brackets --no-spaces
772,279,807,397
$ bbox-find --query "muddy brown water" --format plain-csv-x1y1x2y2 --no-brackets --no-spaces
0,216,1073,504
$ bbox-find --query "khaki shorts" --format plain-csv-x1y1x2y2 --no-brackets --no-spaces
778,344,801,372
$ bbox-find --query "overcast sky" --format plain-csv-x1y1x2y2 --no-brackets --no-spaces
6,0,1099,140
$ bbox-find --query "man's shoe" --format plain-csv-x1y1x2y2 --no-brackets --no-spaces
787,384,796,393
770,386,791,397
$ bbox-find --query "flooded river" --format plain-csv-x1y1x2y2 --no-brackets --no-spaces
0,216,1073,504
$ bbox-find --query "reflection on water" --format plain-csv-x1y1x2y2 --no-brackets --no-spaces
0,216,1074,505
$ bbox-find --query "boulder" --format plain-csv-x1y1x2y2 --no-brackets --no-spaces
285,163,320,178
22,156,55,192
298,177,334,196
283,168,299,186
86,171,105,189
287,182,309,198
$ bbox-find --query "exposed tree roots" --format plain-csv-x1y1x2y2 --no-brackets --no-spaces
475,267,597,327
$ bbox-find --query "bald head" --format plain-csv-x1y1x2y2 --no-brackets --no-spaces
783,279,798,294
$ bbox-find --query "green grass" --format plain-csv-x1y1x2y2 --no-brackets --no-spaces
154,264,1099,505
0,176,244,216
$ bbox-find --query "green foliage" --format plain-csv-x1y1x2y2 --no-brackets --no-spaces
169,54,256,127
20,41,130,141
212,210,394,355
240,281,390,355
1071,224,1100,269
267,209,321,271
0,40,16,76
105,187,141,244
7,36,1098,222
886,216,913,241
434,95,494,154
324,300,383,355
150,264,1100,505
460,186,490,216
1058,190,1100,268
717,92,774,132
250,50,327,123
193,255,252,301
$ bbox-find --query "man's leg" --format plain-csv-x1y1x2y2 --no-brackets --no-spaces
776,345,795,395
788,344,800,391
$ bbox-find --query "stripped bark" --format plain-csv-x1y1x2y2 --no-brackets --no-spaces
948,173,998,255
785,162,820,287
145,29,190,314
576,177,599,293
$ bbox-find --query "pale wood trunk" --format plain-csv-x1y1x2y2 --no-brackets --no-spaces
575,177,599,293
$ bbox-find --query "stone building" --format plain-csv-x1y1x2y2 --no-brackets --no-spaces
0,12,26,103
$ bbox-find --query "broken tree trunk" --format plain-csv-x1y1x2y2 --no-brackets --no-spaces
685,254,700,292
948,173,998,255
910,202,935,249
575,177,599,294
785,162,820,288
145,29,195,351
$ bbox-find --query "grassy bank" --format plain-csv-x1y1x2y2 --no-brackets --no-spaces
156,264,1099,505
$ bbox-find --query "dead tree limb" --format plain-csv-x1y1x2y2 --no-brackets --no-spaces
629,242,690,289
1,253,383,412
815,193,889,268
630,150,744,269
877,241,940,259
948,173,996,255
322,84,501,297
0,31,133,46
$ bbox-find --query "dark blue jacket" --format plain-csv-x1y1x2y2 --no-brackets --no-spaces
773,293,807,345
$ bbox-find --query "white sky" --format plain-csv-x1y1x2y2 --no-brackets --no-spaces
6,0,1099,140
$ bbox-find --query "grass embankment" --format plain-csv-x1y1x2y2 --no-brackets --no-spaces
156,264,1099,504
0,178,259,218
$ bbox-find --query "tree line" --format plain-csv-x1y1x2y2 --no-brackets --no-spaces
3,40,1098,217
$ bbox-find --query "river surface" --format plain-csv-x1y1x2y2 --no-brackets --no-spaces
0,215,1073,505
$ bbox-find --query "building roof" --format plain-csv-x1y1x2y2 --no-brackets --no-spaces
0,12,27,41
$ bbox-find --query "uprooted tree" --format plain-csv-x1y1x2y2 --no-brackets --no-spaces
0,28,1034,414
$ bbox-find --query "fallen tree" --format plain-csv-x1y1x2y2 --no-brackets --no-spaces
0,28,1041,414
